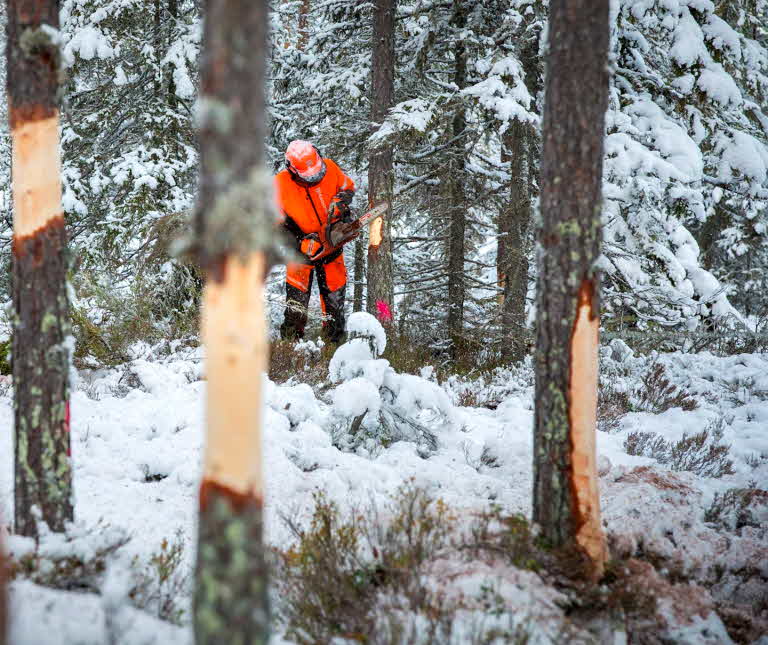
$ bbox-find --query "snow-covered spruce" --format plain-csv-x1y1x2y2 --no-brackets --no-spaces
328,313,454,456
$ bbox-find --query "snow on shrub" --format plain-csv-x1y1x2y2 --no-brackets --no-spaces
266,380,321,429
332,377,381,419
346,311,387,356
328,338,390,385
327,313,454,455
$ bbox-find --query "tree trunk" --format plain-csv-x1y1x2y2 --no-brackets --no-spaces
353,235,365,312
367,0,395,324
446,0,467,352
499,30,539,363
499,120,530,363
193,0,270,642
297,0,310,51
154,0,162,97
167,0,178,106
7,0,74,538
0,528,6,645
532,0,609,578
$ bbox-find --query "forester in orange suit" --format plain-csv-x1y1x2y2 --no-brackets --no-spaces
275,140,355,343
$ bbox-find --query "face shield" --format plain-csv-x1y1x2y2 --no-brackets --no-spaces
291,159,327,185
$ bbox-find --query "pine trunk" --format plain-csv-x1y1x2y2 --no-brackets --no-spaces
353,235,365,312
499,32,539,363
297,0,310,51
532,0,609,577
446,0,467,352
0,529,6,645
7,0,74,538
366,0,395,324
193,0,270,642
167,0,178,105
499,120,530,363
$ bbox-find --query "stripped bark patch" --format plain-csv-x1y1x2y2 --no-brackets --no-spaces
11,116,63,237
201,252,267,497
568,278,606,576
368,216,383,249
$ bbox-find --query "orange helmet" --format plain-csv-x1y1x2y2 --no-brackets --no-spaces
285,140,327,185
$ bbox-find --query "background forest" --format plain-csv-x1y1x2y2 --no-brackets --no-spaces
1,0,766,364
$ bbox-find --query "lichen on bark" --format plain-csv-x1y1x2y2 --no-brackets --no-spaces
12,217,73,537
194,481,270,645
201,166,275,268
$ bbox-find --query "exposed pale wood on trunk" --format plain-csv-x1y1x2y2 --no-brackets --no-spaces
569,279,606,573
369,216,384,248
11,116,62,236
202,253,266,495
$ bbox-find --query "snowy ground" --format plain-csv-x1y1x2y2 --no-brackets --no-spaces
1,322,767,644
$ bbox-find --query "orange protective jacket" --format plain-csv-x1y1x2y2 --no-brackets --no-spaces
275,159,355,292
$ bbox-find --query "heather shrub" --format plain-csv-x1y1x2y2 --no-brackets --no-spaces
623,419,735,478
276,484,546,644
704,487,768,533
128,530,190,624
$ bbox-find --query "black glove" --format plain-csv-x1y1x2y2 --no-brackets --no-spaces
332,190,354,222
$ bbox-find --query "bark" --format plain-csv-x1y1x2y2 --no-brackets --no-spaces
297,0,310,51
195,481,268,643
499,30,540,363
532,0,609,577
366,0,395,323
154,0,162,97
7,0,74,538
499,120,530,363
353,235,365,312
167,0,178,106
0,529,6,645
446,0,467,352
193,0,271,641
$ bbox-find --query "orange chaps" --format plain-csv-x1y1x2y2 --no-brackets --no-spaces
281,253,347,344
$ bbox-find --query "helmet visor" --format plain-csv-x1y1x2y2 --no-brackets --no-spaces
293,159,326,185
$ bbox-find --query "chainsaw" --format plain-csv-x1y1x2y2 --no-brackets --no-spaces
300,201,390,264
327,201,389,248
